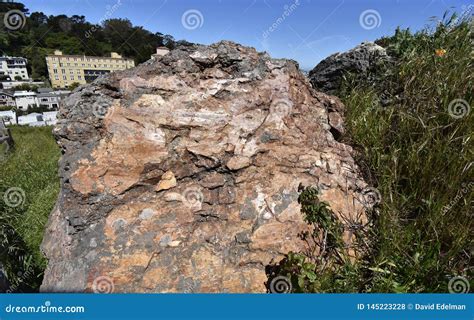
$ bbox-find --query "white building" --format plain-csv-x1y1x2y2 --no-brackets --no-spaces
42,111,58,125
152,47,170,59
37,88,70,109
13,91,38,111
0,110,17,125
18,113,44,126
0,91,15,107
1,81,45,90
0,56,29,80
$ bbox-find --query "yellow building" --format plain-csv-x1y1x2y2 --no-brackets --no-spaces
46,50,135,88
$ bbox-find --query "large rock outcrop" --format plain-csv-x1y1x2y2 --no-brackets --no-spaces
41,41,371,293
309,42,391,94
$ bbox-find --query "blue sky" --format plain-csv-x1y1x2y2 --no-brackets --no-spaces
22,0,470,70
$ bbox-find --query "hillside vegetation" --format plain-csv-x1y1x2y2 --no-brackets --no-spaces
275,13,473,293
0,2,176,82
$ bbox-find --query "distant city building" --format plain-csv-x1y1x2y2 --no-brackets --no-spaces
45,50,135,88
0,56,29,80
0,91,15,107
0,110,17,125
153,47,170,58
42,111,58,125
18,112,44,126
13,91,39,111
0,80,45,90
37,88,70,109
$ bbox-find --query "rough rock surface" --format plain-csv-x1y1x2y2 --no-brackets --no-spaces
41,41,371,293
309,42,391,94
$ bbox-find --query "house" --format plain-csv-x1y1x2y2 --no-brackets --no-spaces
37,88,70,109
42,111,58,125
0,56,29,80
13,91,39,111
0,110,16,125
18,113,44,126
152,47,170,59
0,91,15,107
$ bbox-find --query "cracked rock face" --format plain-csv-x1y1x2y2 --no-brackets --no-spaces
41,41,370,293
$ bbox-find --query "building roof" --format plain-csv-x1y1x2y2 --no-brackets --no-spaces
18,112,42,118
46,51,133,61
13,91,37,97
0,91,14,97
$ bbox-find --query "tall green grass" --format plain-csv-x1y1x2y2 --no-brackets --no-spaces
273,13,472,293
0,126,60,292
340,13,473,292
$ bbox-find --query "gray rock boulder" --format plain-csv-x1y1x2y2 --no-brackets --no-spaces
308,42,392,94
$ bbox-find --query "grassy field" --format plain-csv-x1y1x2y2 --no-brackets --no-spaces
274,14,473,293
0,126,60,292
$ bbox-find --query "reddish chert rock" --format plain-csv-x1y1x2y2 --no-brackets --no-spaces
41,41,371,293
